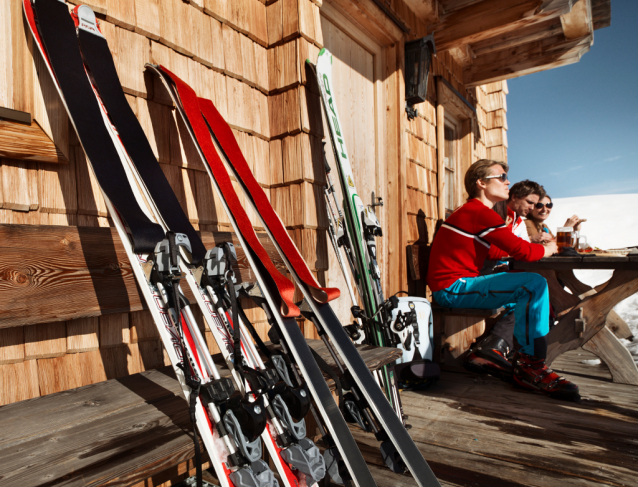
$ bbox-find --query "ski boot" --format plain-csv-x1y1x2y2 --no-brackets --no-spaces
463,333,513,381
512,352,580,401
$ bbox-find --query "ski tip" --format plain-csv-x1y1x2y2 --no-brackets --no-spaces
72,5,105,38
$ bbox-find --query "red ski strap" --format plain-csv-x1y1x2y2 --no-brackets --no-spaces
198,98,341,304
159,66,299,318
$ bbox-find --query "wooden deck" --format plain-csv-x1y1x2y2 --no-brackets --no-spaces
2,342,635,487
354,349,638,487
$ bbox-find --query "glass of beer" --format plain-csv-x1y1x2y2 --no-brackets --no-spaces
556,227,573,252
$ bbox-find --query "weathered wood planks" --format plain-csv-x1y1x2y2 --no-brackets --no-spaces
0,224,286,329
0,339,399,486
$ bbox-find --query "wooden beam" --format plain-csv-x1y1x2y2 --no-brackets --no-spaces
591,0,610,30
325,0,403,45
0,120,68,164
470,17,563,57
0,225,286,329
464,33,591,86
402,0,438,23
428,0,572,52
560,0,592,39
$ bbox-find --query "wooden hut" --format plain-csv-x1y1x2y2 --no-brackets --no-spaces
0,0,611,485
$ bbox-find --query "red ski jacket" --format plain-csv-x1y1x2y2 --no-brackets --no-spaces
426,199,545,292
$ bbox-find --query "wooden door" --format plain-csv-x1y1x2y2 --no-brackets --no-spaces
319,9,386,326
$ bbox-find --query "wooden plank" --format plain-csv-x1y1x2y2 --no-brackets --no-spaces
106,0,136,31
282,0,299,42
204,0,228,22
209,16,226,72
24,322,67,360
134,0,161,40
465,34,591,86
1,159,30,212
0,359,39,406
99,313,131,348
0,120,68,164
130,310,160,343
266,0,283,46
74,146,108,217
191,8,214,68
0,0,13,111
222,23,244,80
0,327,25,366
0,225,286,329
582,326,638,386
429,0,571,52
38,155,78,215
67,317,100,353
561,0,593,39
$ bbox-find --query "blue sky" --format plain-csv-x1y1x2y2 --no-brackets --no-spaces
506,0,638,198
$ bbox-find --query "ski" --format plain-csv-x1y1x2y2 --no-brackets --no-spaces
24,2,278,487
147,65,377,487
174,70,442,486
69,6,328,487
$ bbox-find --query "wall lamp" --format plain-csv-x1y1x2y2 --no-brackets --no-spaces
405,34,436,120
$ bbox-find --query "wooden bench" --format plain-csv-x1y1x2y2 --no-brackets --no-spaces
407,242,505,368
0,339,401,487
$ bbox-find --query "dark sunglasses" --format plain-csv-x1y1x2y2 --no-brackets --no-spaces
483,173,508,183
535,202,553,209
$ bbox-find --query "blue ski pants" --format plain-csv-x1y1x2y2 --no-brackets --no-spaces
432,272,550,358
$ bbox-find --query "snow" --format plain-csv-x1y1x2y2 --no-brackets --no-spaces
543,194,638,363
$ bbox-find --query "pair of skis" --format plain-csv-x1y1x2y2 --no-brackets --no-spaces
311,50,437,399
24,1,440,486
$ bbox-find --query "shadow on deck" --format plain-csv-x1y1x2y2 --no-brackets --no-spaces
354,349,638,487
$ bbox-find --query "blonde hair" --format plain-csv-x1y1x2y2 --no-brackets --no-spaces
464,159,509,199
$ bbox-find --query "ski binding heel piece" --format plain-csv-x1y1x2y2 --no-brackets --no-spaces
280,437,326,483
223,408,264,463
230,459,279,487
272,394,306,441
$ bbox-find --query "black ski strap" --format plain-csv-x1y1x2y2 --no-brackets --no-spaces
237,304,273,361
76,25,206,264
31,0,165,254
309,348,344,412
222,243,244,383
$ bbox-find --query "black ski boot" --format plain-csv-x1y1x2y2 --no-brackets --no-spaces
463,333,512,381
513,352,580,401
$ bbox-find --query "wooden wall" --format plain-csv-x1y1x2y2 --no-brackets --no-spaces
0,0,509,416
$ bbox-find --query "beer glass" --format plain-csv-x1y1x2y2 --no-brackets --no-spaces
556,226,573,252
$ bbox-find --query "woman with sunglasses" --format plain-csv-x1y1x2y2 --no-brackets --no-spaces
526,195,586,243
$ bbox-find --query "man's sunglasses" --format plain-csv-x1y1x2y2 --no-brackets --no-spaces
535,202,554,209
483,173,508,182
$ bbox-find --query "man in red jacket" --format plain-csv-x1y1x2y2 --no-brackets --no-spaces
427,159,579,400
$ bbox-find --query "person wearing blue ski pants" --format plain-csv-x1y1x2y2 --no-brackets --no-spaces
432,271,550,358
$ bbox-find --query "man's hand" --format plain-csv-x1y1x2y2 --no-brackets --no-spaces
543,240,558,257
530,232,553,244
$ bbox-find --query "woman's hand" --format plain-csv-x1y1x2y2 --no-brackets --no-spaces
564,215,586,232
530,232,553,244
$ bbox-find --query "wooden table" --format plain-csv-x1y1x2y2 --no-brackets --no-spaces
508,254,638,385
